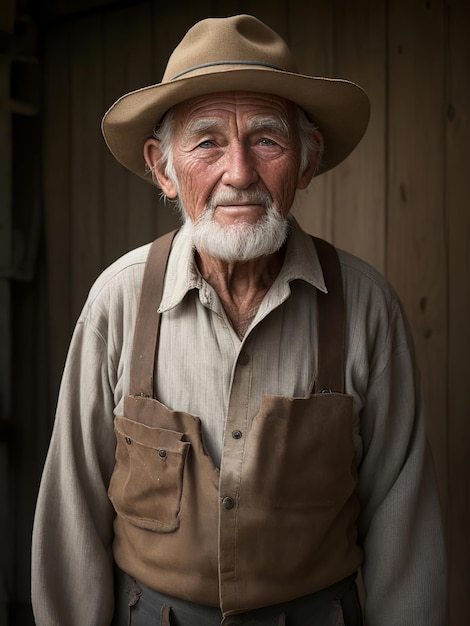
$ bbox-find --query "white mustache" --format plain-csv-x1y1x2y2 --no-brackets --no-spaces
206,189,273,212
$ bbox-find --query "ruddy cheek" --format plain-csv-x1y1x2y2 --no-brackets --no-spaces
260,161,299,215
176,168,213,221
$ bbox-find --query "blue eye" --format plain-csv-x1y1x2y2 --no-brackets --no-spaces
198,140,214,149
259,137,278,146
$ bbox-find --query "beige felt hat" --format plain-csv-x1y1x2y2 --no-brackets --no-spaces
102,14,370,180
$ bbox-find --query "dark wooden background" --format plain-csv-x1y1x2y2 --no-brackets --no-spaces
0,0,468,623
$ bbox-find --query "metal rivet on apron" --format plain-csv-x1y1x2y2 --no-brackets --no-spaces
222,496,235,510
125,436,132,445
232,429,242,440
158,449,167,458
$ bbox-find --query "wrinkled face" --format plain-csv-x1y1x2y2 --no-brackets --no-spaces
150,92,316,227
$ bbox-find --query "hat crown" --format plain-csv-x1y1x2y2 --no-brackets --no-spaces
163,14,298,82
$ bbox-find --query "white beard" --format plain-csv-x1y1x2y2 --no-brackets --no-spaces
180,190,290,263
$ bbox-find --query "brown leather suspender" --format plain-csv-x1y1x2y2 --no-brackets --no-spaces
312,236,346,394
129,232,345,398
129,230,177,398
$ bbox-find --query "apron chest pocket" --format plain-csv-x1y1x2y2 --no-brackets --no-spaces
109,415,190,532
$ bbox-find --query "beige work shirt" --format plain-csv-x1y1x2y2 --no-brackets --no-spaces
31,217,446,626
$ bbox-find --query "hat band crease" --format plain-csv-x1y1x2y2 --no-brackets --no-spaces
171,60,287,80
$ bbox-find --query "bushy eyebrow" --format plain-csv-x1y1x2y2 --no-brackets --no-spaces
246,115,291,139
184,115,292,140
184,118,221,138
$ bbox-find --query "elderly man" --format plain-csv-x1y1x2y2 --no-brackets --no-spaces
32,14,446,626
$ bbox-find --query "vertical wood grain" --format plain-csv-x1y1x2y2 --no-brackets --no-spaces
0,55,11,274
287,0,386,272
446,1,470,621
43,23,73,394
287,2,335,241
69,15,105,317
331,0,386,272
0,41,11,590
0,53,12,619
124,3,160,249
387,1,448,507
102,8,131,264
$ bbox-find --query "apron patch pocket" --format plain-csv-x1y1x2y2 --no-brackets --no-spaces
109,416,190,532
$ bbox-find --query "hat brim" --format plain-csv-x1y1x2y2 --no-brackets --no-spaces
101,66,370,181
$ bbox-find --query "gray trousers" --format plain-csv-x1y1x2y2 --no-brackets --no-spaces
112,567,363,626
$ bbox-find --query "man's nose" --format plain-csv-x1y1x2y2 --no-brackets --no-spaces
220,143,259,189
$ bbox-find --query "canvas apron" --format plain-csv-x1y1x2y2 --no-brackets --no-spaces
109,232,364,625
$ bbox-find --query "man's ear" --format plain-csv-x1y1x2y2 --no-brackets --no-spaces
297,130,324,190
143,138,178,198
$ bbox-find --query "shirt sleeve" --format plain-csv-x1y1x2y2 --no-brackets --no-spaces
356,297,447,625
31,316,118,626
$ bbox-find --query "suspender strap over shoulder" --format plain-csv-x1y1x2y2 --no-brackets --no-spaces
312,236,346,394
129,231,345,397
129,230,178,398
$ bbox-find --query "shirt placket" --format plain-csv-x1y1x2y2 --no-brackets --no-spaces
218,336,254,611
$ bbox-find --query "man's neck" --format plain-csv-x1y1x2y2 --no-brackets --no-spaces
196,247,285,338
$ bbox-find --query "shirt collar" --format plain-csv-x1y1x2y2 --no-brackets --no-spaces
158,216,327,313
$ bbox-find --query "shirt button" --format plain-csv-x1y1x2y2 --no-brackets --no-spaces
232,429,242,440
238,351,249,366
222,496,235,510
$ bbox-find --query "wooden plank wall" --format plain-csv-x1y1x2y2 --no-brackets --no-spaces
37,0,469,624
0,42,13,626
446,1,470,621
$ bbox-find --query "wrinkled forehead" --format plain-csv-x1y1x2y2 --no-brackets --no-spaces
171,91,297,127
